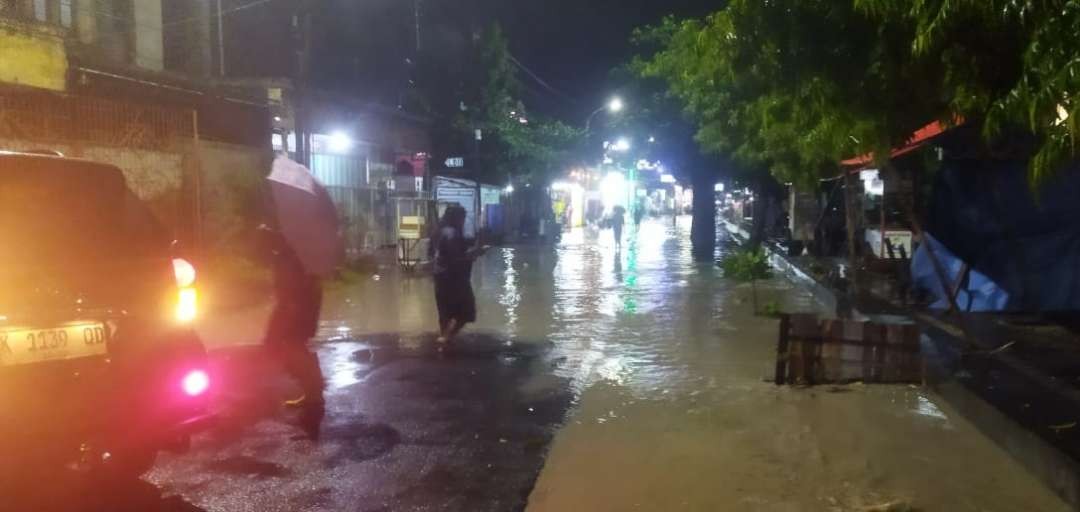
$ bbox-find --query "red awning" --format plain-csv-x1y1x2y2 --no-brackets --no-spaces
840,121,951,169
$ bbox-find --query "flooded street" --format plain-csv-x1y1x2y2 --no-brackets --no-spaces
143,217,1069,511
323,216,1066,510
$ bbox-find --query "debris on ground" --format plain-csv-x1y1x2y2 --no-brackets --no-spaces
1049,421,1077,433
860,500,914,512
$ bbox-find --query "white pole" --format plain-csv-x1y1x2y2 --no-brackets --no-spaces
216,0,226,76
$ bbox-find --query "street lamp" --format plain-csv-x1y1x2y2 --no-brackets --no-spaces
613,137,631,152
328,131,353,153
585,96,624,132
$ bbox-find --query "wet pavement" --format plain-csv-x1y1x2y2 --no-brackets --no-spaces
30,217,1073,511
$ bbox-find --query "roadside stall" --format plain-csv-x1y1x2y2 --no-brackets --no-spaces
857,168,914,261
395,196,436,272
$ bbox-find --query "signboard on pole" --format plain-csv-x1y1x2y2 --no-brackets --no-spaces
445,157,464,168
435,176,477,238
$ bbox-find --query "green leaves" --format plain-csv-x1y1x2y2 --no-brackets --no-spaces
637,0,1080,190
634,1,944,190
859,0,1080,187
721,248,773,281
465,24,584,184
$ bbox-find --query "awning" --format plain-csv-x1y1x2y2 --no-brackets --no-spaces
841,121,952,169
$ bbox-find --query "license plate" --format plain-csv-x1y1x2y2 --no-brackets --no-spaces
0,322,108,367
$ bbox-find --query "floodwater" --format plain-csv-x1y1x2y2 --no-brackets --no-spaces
321,217,1066,511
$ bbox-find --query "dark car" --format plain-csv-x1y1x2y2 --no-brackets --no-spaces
0,152,212,486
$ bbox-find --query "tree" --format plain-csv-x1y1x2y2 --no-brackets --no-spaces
605,74,730,259
405,21,582,190
458,24,583,186
632,1,954,252
856,0,1080,187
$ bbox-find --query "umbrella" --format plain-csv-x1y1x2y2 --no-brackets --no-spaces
266,156,343,277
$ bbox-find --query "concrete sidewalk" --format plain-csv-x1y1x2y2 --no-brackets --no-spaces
725,219,1080,507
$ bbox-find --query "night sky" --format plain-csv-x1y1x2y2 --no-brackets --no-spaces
470,0,720,119
479,0,717,115
225,0,721,122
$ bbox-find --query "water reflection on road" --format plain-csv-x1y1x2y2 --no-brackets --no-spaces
321,216,1064,510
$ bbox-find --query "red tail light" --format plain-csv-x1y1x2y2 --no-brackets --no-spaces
181,369,210,397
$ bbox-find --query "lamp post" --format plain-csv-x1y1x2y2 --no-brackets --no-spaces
585,96,624,133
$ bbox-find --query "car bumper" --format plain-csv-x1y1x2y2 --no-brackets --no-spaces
0,332,215,469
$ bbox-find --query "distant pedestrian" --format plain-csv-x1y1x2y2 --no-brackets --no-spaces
430,205,484,344
260,156,343,440
610,205,626,249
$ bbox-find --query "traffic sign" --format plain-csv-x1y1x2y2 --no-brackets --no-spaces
445,157,464,168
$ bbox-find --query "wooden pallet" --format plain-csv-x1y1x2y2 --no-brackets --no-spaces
775,314,923,385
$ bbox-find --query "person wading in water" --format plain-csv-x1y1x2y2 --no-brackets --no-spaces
430,205,485,344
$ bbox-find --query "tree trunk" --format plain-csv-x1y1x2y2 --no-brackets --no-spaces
690,172,716,261
843,167,861,297
747,176,768,249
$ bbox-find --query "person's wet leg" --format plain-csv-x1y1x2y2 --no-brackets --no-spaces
446,318,465,342
442,318,460,343
278,342,324,439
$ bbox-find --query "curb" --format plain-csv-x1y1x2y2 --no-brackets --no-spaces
722,220,1080,508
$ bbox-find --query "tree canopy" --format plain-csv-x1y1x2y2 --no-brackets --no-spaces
634,0,1080,188
458,24,583,185
633,0,951,189
856,0,1080,186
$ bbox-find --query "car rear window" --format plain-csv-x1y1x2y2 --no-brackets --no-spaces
0,156,169,269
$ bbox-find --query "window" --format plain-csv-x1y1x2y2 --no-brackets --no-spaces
59,0,72,27
32,0,46,21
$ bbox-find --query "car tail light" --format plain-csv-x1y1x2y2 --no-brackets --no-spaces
172,258,198,323
181,369,210,397
172,258,197,288
176,288,198,323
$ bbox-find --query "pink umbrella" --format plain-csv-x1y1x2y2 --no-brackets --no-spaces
266,156,343,277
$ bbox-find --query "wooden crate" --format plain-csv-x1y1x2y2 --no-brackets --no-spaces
775,314,923,385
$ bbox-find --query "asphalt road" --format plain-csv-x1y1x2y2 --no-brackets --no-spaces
17,333,572,512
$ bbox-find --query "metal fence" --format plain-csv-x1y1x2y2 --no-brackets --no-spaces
325,186,387,257
0,90,194,151
325,186,441,258
0,88,199,241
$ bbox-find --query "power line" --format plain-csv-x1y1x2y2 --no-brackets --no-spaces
77,0,282,37
507,53,576,104
57,0,285,69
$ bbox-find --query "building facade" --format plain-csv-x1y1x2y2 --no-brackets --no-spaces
0,0,271,252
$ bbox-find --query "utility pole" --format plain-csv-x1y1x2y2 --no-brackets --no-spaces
473,128,482,244
294,1,313,167
216,0,226,77
414,0,422,53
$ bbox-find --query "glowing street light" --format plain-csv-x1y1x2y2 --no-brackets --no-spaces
586,95,625,132
328,131,353,153
613,137,631,152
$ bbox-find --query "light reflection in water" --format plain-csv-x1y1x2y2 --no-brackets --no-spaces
915,394,949,420
500,248,520,335
324,342,364,390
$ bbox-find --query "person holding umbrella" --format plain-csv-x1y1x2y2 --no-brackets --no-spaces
260,155,343,438
610,204,626,250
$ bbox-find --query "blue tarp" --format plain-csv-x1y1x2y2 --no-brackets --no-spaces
912,159,1080,312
